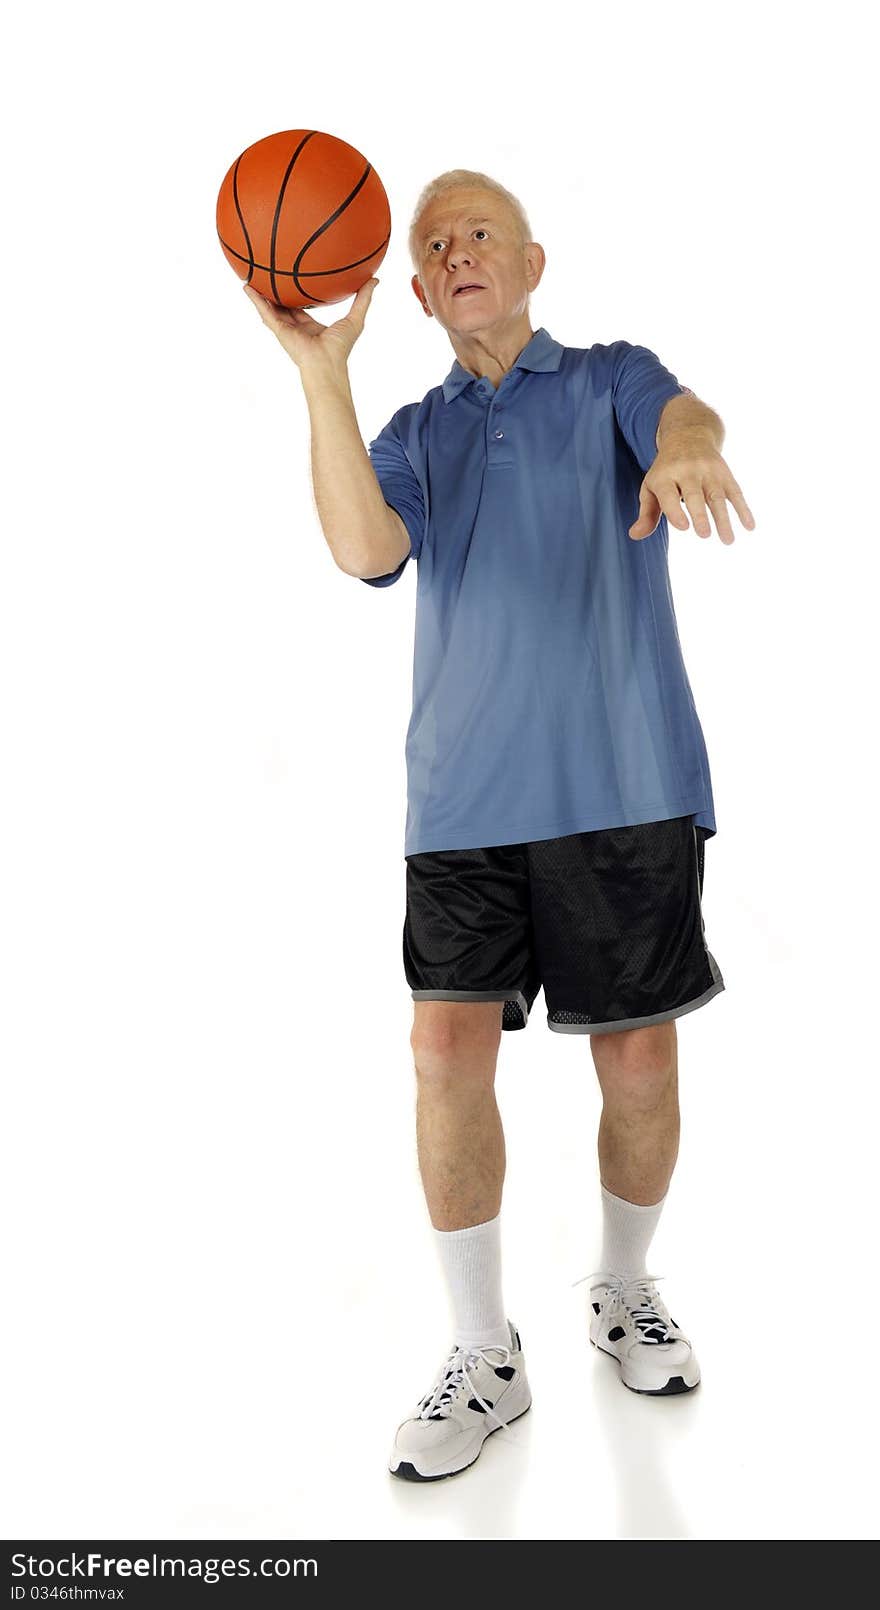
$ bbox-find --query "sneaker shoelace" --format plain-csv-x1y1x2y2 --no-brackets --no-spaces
572,1270,680,1345
417,1341,518,1434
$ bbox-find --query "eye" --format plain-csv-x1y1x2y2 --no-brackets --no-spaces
428,228,489,252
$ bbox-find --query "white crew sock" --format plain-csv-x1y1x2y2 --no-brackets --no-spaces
433,1212,511,1350
598,1184,666,1279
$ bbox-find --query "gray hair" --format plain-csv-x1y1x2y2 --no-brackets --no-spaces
408,169,533,271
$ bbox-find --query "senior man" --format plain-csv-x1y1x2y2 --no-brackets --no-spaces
244,168,755,1484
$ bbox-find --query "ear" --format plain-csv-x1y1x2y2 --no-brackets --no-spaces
525,242,546,293
411,275,433,318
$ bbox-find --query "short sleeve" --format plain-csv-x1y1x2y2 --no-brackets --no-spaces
361,412,426,588
610,341,687,473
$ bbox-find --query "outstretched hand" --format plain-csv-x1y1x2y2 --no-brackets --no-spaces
629,444,756,545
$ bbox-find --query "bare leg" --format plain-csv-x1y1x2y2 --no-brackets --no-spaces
591,1020,680,1204
410,1000,505,1231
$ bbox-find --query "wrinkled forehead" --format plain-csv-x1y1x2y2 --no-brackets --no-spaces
418,193,513,243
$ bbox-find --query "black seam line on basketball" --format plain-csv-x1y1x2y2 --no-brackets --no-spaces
216,230,391,285
287,161,379,303
267,134,381,303
232,156,255,286
270,131,319,303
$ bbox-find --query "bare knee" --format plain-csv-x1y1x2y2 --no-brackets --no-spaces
591,1021,677,1110
410,1000,503,1091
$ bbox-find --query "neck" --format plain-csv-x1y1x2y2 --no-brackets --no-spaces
451,313,535,387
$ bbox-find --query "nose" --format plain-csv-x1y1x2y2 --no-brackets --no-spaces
442,240,475,270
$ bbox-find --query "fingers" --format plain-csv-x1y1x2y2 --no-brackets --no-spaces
681,478,753,544
651,475,689,533
703,489,736,545
350,277,378,323
677,479,712,539
243,280,376,341
726,480,756,531
651,465,756,545
242,283,277,320
628,484,662,540
242,283,293,317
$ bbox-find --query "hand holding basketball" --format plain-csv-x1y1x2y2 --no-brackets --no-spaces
242,277,379,373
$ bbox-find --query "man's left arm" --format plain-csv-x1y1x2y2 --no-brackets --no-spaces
630,387,756,545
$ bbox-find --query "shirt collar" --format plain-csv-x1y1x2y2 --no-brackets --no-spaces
440,326,563,403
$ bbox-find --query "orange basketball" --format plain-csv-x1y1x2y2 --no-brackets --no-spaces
216,128,391,310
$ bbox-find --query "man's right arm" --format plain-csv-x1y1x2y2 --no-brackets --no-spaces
300,361,411,579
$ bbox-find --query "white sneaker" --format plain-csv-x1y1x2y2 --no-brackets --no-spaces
581,1272,701,1395
389,1320,532,1482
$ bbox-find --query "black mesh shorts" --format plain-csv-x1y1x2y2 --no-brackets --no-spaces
403,814,725,1034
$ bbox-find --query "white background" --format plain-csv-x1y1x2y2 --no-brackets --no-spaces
2,0,877,1543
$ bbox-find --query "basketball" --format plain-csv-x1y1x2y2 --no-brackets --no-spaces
215,128,391,311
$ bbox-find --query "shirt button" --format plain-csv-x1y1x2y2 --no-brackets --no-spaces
494,429,504,439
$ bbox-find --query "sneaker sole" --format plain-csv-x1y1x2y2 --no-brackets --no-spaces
389,1400,532,1482
591,1339,700,1395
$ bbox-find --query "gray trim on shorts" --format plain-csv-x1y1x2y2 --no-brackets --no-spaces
411,988,530,1024
548,949,725,1036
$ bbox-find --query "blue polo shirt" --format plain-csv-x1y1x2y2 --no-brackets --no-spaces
363,327,717,857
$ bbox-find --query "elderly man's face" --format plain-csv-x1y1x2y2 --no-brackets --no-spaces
411,188,541,332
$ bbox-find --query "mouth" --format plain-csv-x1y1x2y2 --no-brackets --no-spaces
452,283,486,296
